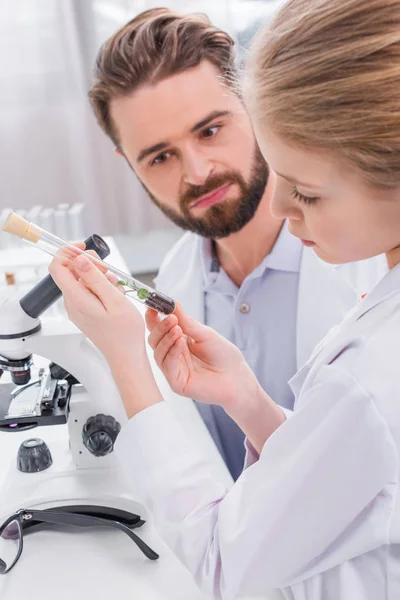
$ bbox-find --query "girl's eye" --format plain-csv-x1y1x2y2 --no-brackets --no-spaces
201,125,220,139
151,152,170,166
291,187,320,206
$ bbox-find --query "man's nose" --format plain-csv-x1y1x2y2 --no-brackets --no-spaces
182,147,214,186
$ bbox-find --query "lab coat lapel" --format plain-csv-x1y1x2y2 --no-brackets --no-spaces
296,248,359,369
352,262,400,321
155,236,205,323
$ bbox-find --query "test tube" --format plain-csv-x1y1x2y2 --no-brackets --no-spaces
1,211,175,315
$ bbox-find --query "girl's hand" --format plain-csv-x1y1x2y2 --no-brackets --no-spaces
50,251,163,417
146,304,260,412
49,252,147,368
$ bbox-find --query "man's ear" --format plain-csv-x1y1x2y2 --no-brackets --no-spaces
113,147,135,173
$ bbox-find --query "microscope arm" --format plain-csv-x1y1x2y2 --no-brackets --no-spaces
26,317,128,428
0,298,128,465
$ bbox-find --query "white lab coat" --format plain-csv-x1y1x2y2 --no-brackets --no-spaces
116,261,400,600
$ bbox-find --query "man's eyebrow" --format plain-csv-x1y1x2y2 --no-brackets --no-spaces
190,110,232,133
274,170,321,189
137,142,170,164
136,110,232,164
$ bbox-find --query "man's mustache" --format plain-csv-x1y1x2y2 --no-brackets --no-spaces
181,173,242,207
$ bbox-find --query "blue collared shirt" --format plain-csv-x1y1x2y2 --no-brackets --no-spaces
196,222,303,480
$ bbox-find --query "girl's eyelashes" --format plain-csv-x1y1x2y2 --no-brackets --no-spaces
291,187,321,205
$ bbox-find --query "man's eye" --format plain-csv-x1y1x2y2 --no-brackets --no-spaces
152,152,170,166
201,125,220,139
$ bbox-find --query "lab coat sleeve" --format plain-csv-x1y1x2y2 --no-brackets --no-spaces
115,365,396,599
280,406,293,420
243,438,259,468
244,406,293,469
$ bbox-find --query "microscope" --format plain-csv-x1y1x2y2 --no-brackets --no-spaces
0,235,145,520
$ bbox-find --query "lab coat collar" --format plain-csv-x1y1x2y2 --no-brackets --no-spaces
352,260,400,322
155,233,205,323
295,247,359,368
291,261,400,406
200,220,302,285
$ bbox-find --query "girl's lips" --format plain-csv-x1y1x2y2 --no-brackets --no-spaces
191,184,232,209
301,239,316,247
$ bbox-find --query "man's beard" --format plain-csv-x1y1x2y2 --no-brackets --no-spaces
142,145,269,239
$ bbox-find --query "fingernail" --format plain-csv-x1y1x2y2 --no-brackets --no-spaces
75,255,91,272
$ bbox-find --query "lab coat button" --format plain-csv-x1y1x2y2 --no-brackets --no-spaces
239,302,251,314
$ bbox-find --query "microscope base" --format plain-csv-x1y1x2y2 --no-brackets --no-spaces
0,438,146,521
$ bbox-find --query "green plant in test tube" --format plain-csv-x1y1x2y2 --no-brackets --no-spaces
117,280,150,300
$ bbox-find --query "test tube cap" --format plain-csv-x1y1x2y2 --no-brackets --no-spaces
2,211,42,243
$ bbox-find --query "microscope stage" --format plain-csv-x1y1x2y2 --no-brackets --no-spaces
0,380,68,431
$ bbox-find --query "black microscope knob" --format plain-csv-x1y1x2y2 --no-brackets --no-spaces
17,438,53,473
82,414,121,457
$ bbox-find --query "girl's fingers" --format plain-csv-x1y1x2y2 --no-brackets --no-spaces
51,254,122,313
53,244,102,281
153,325,183,370
106,271,125,291
147,314,178,350
85,249,108,274
145,307,162,332
76,260,124,293
71,255,125,311
173,303,211,342
161,337,188,389
55,242,88,266
50,258,105,315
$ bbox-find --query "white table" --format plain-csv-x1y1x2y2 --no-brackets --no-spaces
0,422,216,600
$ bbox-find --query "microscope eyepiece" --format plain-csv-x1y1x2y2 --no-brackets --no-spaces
19,235,111,320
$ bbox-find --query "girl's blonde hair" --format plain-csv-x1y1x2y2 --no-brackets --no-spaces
246,0,400,189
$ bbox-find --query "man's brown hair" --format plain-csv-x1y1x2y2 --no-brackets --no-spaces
89,8,236,148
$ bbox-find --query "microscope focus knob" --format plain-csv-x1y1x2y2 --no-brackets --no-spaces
82,414,121,457
17,438,53,473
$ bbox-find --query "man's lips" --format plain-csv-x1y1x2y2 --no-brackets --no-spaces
190,183,232,209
